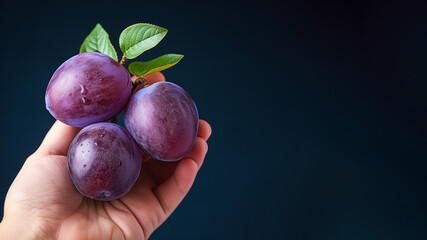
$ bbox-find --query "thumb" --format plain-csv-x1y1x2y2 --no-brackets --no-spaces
37,121,82,156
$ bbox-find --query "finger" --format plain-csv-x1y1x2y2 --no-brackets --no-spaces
37,121,81,156
131,72,166,94
185,137,208,169
143,72,166,84
152,135,208,215
131,72,165,84
153,157,198,215
198,120,212,141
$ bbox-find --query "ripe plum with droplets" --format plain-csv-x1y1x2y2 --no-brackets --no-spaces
67,122,142,201
45,52,131,127
124,82,199,161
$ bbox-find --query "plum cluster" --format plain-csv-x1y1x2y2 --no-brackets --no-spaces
45,52,199,200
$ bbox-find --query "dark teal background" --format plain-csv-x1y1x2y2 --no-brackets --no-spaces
1,0,427,239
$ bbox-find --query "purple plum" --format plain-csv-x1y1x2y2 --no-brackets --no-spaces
45,52,131,127
67,122,142,201
124,82,199,161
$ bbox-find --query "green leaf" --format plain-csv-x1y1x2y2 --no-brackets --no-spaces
119,23,168,59
80,23,118,61
128,54,184,76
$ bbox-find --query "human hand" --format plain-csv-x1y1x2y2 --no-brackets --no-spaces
0,72,211,240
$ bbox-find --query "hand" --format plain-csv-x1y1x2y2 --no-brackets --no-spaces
0,72,211,240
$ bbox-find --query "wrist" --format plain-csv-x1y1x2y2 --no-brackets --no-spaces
0,217,53,240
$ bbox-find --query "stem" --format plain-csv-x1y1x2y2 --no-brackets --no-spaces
120,56,127,66
132,77,150,92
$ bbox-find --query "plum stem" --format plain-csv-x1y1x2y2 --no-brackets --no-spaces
132,77,150,92
120,56,127,66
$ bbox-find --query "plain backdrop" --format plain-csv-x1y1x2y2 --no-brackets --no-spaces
1,0,427,239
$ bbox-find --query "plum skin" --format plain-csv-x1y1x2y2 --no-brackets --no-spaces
124,82,199,161
45,52,132,127
67,122,142,201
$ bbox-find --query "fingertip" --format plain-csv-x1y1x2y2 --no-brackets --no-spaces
198,120,212,141
202,138,208,153
186,137,208,169
144,72,166,84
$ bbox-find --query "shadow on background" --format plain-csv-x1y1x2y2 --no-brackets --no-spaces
0,0,426,239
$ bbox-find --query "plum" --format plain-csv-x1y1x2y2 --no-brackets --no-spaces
45,52,131,127
124,82,198,161
68,122,142,201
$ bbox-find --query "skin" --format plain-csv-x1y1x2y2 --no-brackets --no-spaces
0,72,212,240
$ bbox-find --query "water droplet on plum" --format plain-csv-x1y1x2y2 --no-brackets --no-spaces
80,84,88,95
81,97,91,105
